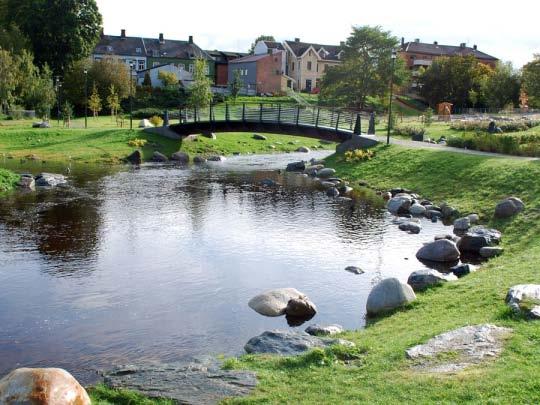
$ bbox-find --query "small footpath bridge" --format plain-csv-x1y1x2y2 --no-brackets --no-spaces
168,103,367,143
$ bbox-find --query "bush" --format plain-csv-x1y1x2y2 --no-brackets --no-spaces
132,108,163,119
450,120,540,133
447,133,521,155
393,125,426,138
344,149,375,162
149,115,164,127
127,138,148,148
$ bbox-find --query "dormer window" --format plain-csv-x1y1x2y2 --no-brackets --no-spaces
136,48,142,54
106,46,113,52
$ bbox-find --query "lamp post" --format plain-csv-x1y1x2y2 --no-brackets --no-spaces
386,50,397,145
129,62,134,130
55,76,61,127
84,68,88,129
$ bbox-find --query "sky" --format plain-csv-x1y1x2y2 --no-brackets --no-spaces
96,0,539,68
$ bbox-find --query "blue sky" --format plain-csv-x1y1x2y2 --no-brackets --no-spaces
96,0,539,68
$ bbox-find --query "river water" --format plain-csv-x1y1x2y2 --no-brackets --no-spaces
0,152,456,382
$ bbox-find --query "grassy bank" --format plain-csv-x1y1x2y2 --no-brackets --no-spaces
0,168,19,193
0,118,335,164
216,145,540,403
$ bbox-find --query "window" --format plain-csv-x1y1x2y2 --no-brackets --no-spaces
138,60,145,70
243,69,248,76
106,46,113,52
136,47,142,54
189,64,194,73
324,64,328,72
307,61,312,71
204,65,209,75
292,62,295,71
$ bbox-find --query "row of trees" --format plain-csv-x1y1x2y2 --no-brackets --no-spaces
318,25,540,111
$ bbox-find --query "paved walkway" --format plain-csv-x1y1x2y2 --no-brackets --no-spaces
373,135,538,161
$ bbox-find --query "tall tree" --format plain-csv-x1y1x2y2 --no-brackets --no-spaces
249,35,276,54
188,59,213,110
419,56,492,108
27,65,56,119
88,83,102,118
319,26,409,110
106,84,120,117
0,49,16,113
6,0,102,73
0,23,31,55
229,69,243,99
483,62,521,109
522,55,540,108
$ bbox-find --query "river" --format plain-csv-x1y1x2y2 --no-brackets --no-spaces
0,151,456,383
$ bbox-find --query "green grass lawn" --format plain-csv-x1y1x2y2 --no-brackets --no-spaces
218,145,540,404
0,117,336,165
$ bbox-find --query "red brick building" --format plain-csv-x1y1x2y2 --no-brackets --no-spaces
228,50,287,95
206,50,246,86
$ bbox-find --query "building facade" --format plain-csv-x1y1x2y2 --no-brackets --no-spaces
228,51,287,95
206,50,246,87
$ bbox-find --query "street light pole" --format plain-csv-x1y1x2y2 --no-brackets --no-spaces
129,63,134,130
55,76,61,128
387,50,397,145
84,68,88,129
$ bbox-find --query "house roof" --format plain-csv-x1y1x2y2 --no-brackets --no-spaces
263,41,284,51
93,34,213,60
93,35,145,57
401,41,498,61
205,50,247,63
284,40,343,61
229,53,272,64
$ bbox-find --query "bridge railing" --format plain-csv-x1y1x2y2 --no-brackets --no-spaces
177,103,367,134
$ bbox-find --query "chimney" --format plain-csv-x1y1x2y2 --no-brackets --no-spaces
473,44,477,50
433,41,438,45
100,27,104,37
295,38,300,42
121,29,126,39
401,37,405,46
159,33,164,44
460,42,466,48
414,38,420,43
340,41,345,47
188,35,193,44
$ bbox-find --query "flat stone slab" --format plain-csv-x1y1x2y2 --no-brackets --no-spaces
244,330,354,355
102,358,257,405
406,324,512,373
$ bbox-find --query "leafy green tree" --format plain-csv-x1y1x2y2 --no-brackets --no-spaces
158,70,179,87
419,55,492,108
142,71,152,88
319,26,409,110
249,35,276,54
88,82,102,118
483,62,520,109
13,50,38,104
61,100,73,127
0,22,30,55
106,84,120,117
63,59,131,109
6,0,102,73
188,59,213,110
0,49,16,113
28,65,55,119
521,55,540,108
229,69,243,99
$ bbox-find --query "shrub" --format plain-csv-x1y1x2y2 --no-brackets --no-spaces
447,133,520,155
149,115,164,127
450,120,540,133
393,125,426,138
132,108,163,119
127,138,148,148
344,149,375,162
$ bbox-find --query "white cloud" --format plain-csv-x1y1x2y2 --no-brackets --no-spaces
96,0,540,67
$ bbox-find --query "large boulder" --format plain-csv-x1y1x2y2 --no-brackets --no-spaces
17,176,35,189
366,278,416,316
252,133,267,140
152,151,168,162
409,204,427,216
479,246,503,258
399,221,422,234
35,173,67,187
317,168,336,179
336,135,378,154
0,368,90,404
126,150,142,165
305,324,344,336
457,226,501,254
248,288,309,317
387,195,413,215
407,269,457,292
506,284,540,319
171,151,190,164
285,298,317,318
440,203,458,219
451,263,477,278
296,146,310,153
138,119,154,128
406,325,512,373
453,217,471,232
244,330,354,355
286,161,306,172
193,156,207,164
416,239,460,263
208,155,226,162
495,197,525,218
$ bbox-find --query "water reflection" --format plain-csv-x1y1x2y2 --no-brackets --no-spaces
0,152,464,382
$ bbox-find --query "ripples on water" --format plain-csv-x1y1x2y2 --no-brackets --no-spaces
0,152,457,382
